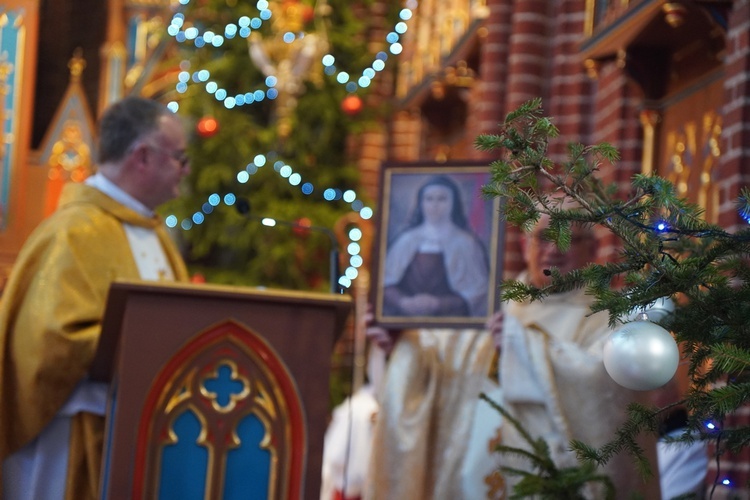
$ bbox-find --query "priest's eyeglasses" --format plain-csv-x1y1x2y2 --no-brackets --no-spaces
146,143,190,169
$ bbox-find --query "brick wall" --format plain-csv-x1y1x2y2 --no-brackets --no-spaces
718,0,750,232
591,62,644,262
389,109,422,161
499,0,553,279
504,0,552,111
356,0,392,203
547,0,594,162
475,0,513,141
707,1,750,494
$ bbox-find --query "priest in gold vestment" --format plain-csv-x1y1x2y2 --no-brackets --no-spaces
0,97,190,499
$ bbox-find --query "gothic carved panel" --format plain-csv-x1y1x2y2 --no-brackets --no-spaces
133,320,306,500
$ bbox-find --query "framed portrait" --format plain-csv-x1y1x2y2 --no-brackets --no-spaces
371,162,505,329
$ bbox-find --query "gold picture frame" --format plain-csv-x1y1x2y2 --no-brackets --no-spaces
371,162,504,329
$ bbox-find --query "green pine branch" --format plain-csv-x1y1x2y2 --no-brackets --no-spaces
480,393,616,499
476,99,750,496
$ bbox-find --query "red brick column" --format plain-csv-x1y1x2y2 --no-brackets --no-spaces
472,0,520,282
717,0,750,232
505,0,551,110
389,109,421,162
707,3,750,495
474,0,514,148
355,0,392,202
591,61,644,261
501,0,553,279
547,0,594,163
592,62,644,185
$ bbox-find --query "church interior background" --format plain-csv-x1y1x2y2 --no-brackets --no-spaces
2,0,750,495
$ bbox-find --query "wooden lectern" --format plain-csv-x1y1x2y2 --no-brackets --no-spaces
92,280,352,500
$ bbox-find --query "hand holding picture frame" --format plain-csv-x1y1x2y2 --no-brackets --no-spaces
371,162,505,329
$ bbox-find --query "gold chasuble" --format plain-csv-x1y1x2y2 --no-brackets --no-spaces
0,183,188,498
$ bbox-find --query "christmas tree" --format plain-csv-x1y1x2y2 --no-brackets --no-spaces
157,0,388,291
476,99,750,496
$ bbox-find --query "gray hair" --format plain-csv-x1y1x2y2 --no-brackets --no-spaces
97,96,172,164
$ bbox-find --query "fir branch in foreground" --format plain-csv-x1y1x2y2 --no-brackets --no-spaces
478,99,750,494
571,402,658,481
480,393,615,499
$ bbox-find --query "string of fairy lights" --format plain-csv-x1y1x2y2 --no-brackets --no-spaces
165,0,417,108
164,152,374,289
163,0,418,289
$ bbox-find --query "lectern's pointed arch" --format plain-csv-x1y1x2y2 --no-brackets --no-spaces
132,319,306,499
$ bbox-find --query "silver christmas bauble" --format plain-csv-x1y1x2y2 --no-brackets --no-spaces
624,296,676,323
603,319,679,391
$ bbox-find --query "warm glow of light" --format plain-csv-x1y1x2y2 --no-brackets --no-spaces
197,116,219,137
341,95,363,115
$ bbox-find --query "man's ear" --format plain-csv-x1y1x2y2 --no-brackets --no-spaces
139,144,150,164
129,143,149,172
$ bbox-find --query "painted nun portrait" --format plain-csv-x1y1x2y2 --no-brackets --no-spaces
382,175,490,318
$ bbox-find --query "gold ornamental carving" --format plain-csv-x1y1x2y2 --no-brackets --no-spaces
664,111,721,223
